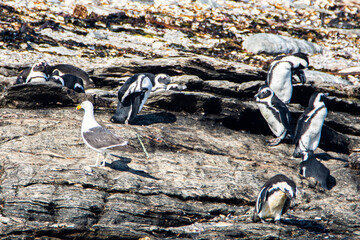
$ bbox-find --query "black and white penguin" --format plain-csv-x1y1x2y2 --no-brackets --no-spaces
49,70,85,93
253,174,297,224
15,61,92,87
273,53,309,84
20,60,49,83
266,60,293,104
255,86,294,146
299,151,331,190
15,67,31,84
293,92,328,158
151,73,172,92
110,73,154,124
47,64,93,88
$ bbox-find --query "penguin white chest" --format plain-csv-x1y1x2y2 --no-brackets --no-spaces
259,191,288,220
301,108,327,150
258,104,284,137
269,66,293,104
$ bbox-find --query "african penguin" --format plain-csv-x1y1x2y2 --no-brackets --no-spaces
151,73,172,92
49,70,85,93
293,92,328,158
266,60,293,104
48,64,93,88
15,67,31,84
255,86,294,146
15,61,92,87
110,73,154,124
25,60,49,83
273,53,309,84
299,151,332,190
253,174,297,224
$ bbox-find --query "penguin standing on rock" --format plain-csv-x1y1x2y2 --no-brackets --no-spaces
253,174,297,224
299,151,333,190
293,92,328,158
255,86,294,146
273,53,309,84
111,73,172,124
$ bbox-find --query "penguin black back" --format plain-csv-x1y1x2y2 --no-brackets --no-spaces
293,92,328,158
111,73,154,124
47,64,93,88
49,71,85,93
254,174,297,223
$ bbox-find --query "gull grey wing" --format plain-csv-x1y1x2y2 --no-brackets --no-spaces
83,126,128,149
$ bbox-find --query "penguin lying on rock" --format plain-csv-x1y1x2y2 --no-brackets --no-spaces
48,70,85,93
16,60,49,84
15,60,92,90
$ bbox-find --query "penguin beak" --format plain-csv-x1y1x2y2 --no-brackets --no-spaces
296,70,306,84
76,105,82,110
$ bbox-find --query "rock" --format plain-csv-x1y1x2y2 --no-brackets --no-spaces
0,82,91,108
243,33,323,55
338,66,360,75
90,56,266,84
304,70,351,85
0,105,358,239
349,153,360,170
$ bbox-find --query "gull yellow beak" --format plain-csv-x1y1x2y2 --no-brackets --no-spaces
76,105,82,110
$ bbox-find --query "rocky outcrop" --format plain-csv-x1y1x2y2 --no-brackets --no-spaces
243,33,323,55
0,55,360,239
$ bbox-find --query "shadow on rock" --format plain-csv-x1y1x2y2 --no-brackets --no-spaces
327,175,337,190
282,218,327,233
107,155,159,180
130,112,177,126
315,152,347,162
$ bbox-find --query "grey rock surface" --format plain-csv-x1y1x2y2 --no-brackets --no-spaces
243,33,323,55
0,1,359,238
0,56,359,239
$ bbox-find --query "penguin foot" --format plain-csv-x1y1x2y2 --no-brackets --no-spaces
252,211,261,222
274,219,282,225
267,137,282,146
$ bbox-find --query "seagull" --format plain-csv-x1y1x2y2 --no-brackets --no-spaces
77,100,138,167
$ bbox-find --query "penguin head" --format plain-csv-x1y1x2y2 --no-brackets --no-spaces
300,150,315,161
32,60,49,73
152,74,172,92
293,52,309,68
155,73,172,85
49,74,65,86
309,92,329,108
273,53,308,69
254,86,273,103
